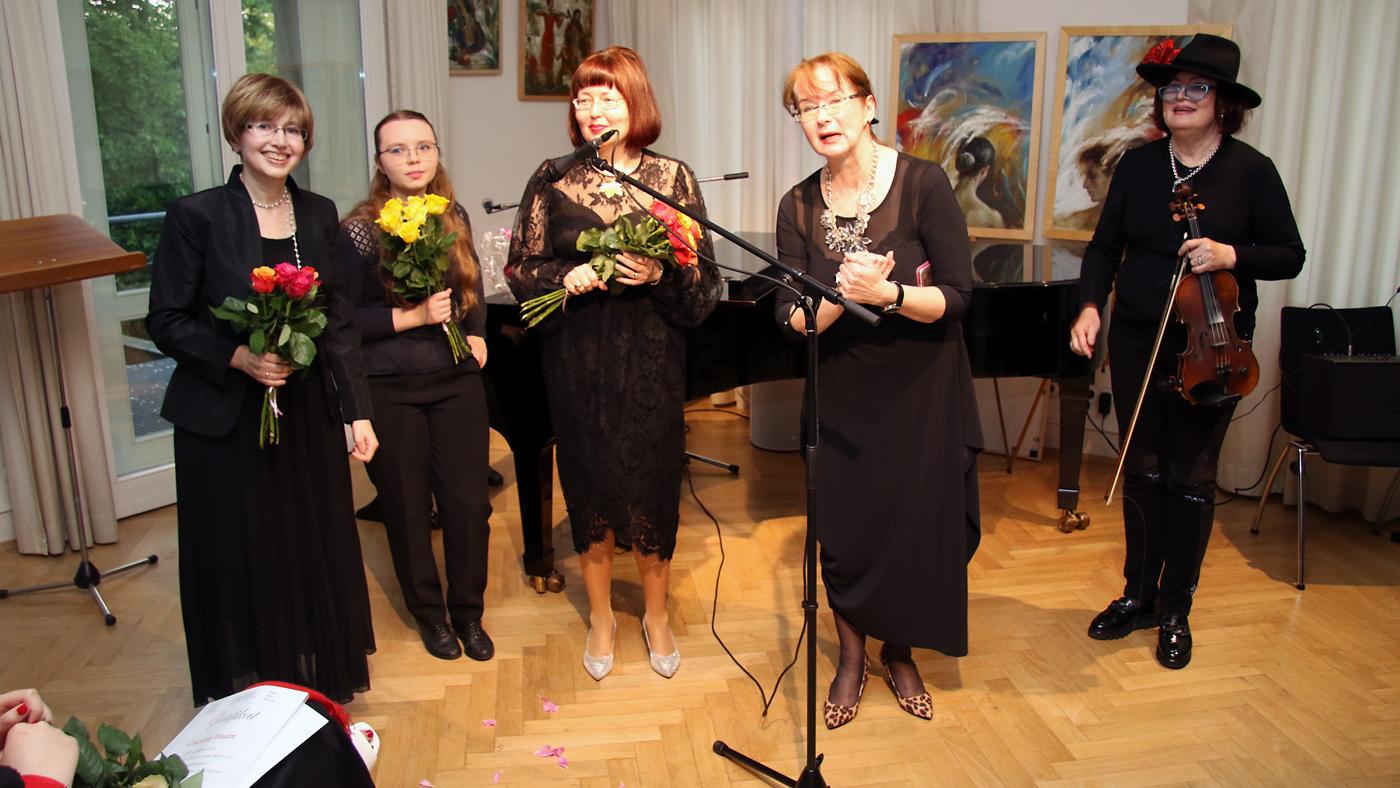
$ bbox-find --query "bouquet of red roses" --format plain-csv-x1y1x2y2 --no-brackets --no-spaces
519,199,702,328
211,263,327,447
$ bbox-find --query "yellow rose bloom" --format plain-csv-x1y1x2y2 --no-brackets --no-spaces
404,198,429,227
424,193,450,215
376,198,403,234
398,221,422,244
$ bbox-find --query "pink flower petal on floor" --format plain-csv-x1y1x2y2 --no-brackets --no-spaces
493,771,501,784
481,719,497,728
541,698,559,713
551,745,566,757
418,781,434,787
557,755,569,769
535,744,555,757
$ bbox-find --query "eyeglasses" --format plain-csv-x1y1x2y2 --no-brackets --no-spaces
1157,83,1213,103
571,96,625,111
789,93,863,122
378,142,439,159
244,121,308,141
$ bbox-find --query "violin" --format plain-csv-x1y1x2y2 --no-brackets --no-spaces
1168,182,1259,406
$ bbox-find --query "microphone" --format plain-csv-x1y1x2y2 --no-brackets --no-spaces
546,129,617,182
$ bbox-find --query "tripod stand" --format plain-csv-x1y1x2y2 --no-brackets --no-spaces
589,159,880,786
0,215,158,625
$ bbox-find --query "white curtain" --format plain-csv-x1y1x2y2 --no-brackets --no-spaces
1192,0,1400,522
384,0,452,144
605,0,975,233
0,0,120,553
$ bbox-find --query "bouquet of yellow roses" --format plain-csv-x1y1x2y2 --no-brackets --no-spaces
519,199,702,328
375,193,469,363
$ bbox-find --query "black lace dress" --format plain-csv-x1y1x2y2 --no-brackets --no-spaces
506,152,722,558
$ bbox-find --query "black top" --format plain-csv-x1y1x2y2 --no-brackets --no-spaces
1078,135,1306,338
343,203,487,376
147,166,371,437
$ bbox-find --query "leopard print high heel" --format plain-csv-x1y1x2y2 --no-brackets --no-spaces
880,644,933,720
823,656,869,730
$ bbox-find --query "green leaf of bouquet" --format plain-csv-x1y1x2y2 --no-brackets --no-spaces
576,227,603,251
303,310,328,335
182,769,204,788
249,328,266,355
128,730,144,764
246,301,260,315
277,323,292,347
289,332,316,368
165,754,191,781
97,721,131,757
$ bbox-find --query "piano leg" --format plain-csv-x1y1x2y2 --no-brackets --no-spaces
1056,373,1094,533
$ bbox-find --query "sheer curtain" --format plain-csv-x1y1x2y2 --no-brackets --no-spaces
383,0,451,143
1192,0,1400,521
0,0,120,553
606,0,975,233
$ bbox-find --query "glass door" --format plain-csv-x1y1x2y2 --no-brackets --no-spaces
61,0,369,517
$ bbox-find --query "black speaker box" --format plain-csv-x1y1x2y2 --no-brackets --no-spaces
1298,353,1400,440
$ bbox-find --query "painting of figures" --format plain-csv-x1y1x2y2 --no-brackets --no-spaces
519,0,593,99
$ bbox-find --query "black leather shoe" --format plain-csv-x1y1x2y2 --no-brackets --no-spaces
1156,613,1192,669
454,619,495,661
419,622,462,660
1087,597,1157,640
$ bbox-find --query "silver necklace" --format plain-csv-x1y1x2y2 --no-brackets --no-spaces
1169,135,1221,190
821,145,880,253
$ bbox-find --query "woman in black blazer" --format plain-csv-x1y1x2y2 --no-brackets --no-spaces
147,73,380,706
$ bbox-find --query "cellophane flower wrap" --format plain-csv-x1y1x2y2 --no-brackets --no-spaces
210,263,327,447
519,198,703,328
375,194,469,363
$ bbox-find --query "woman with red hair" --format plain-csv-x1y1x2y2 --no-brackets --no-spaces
508,46,722,681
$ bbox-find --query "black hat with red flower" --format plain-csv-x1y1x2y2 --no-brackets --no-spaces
1136,33,1261,109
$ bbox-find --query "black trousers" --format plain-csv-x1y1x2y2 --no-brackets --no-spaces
1109,323,1236,616
365,365,491,627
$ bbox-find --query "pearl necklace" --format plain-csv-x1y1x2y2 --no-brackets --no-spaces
1169,135,1221,191
242,174,302,268
821,145,880,253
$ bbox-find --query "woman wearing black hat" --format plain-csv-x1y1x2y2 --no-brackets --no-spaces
1068,34,1305,669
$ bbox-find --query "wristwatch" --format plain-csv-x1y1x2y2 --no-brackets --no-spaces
882,281,904,313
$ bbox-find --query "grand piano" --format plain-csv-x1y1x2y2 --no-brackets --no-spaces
483,236,1094,593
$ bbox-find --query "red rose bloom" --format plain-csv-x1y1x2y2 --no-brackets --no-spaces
250,266,277,294
273,262,299,290
284,267,319,299
1142,38,1180,65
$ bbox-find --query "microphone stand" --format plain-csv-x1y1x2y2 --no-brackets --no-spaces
589,156,879,787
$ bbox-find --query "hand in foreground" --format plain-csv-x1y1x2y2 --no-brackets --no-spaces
467,335,487,368
0,722,79,785
1178,237,1237,274
0,689,52,749
836,251,896,306
417,289,454,326
232,346,292,387
350,420,378,462
1069,305,1101,358
615,252,663,286
562,263,608,296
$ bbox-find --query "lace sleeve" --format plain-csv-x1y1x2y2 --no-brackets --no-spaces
340,218,397,341
649,159,723,328
506,160,571,302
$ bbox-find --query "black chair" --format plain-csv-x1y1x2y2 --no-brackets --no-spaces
1251,305,1400,588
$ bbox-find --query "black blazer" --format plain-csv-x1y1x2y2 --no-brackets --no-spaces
147,167,372,438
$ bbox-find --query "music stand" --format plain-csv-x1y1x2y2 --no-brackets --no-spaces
0,214,158,625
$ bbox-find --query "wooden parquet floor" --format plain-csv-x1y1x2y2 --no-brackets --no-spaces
2,407,1399,786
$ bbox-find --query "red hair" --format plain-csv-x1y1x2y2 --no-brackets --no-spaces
567,46,661,148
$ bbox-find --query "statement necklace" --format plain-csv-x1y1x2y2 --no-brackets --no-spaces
821,145,880,253
1169,135,1222,191
595,153,641,200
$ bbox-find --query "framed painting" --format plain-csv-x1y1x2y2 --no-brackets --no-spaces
890,32,1046,241
1043,25,1232,240
519,0,593,100
449,0,500,75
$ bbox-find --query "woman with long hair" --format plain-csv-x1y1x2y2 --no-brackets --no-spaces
342,110,494,662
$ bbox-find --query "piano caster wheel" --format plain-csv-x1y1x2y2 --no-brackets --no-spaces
529,572,566,594
1058,510,1090,533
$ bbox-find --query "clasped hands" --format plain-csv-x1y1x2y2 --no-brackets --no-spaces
834,250,898,307
0,688,77,784
562,252,662,296
231,346,379,461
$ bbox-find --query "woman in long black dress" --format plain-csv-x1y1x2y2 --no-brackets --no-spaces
507,47,722,681
1070,34,1304,669
147,73,379,705
775,52,982,728
342,110,495,663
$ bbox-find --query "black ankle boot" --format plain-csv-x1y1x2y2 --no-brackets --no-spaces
1155,613,1192,669
1087,597,1157,640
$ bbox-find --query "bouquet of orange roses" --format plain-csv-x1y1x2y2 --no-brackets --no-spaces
211,263,326,447
375,193,469,363
519,199,702,328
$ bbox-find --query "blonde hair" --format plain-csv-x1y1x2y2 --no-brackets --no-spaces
782,52,875,116
221,73,315,153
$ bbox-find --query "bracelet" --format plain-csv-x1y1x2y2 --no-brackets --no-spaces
882,281,905,313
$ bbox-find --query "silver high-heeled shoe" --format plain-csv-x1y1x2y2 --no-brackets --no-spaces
582,613,617,681
641,615,680,678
